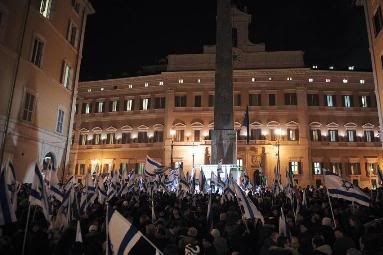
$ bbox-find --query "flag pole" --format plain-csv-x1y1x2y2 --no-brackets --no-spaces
106,201,109,255
22,203,32,255
246,105,250,145
323,171,336,228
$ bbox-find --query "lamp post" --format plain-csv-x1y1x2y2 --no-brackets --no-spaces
192,142,195,169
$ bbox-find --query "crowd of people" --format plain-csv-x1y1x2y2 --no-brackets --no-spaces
1,179,383,255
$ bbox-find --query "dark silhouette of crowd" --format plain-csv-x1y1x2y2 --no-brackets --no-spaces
1,184,383,255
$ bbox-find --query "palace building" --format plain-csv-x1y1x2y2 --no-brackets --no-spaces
71,7,382,188
0,0,94,181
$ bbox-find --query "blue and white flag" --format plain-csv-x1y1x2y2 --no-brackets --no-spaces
217,159,223,174
223,175,235,202
29,164,50,221
80,174,97,213
97,176,108,204
109,210,162,255
233,181,264,224
279,208,289,238
324,170,370,207
199,168,207,194
75,220,83,243
145,156,164,178
5,162,19,213
302,189,307,207
0,167,17,225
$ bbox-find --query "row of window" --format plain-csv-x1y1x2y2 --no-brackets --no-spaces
78,93,375,114
310,129,377,142
288,161,378,177
78,131,164,145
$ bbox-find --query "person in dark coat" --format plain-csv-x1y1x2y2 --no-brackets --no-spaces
333,228,355,255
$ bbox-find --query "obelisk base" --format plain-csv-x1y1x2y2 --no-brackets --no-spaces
211,129,237,165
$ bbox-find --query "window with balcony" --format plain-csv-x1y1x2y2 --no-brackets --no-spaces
56,109,64,133
250,129,262,140
310,129,321,141
124,99,134,111
109,100,119,112
67,22,79,48
140,98,151,110
269,94,276,106
93,134,100,145
342,95,353,108
208,129,213,140
347,130,356,142
307,94,319,106
328,130,338,142
138,132,148,143
249,94,261,106
22,92,35,122
31,37,44,67
107,133,115,144
360,95,370,108
325,95,336,107
313,162,322,175
374,6,383,36
194,130,201,142
364,130,373,142
287,128,299,141
366,162,378,176
96,101,104,113
289,161,301,175
175,95,187,107
208,95,214,107
175,130,184,142
154,97,165,109
329,162,342,175
79,134,87,145
284,93,297,105
347,163,361,175
121,133,131,144
153,131,163,142
234,94,241,106
194,95,201,107
82,103,92,114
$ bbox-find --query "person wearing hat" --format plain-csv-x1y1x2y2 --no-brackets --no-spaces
178,227,199,253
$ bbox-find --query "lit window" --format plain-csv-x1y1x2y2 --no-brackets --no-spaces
342,78,348,84
287,77,292,81
62,62,72,89
31,37,44,67
348,66,354,70
288,129,297,141
100,87,104,91
326,95,334,107
290,161,299,175
85,103,90,114
178,79,183,84
128,84,133,88
197,79,201,83
56,109,64,133
360,79,365,84
343,95,352,108
312,65,318,69
268,77,272,81
308,78,314,83
251,77,256,82
329,130,338,142
365,130,373,142
325,79,331,83
361,95,368,108
347,130,356,142
97,102,104,113
329,66,334,70
311,129,320,141
22,92,35,122
159,81,164,86
175,130,185,142
112,100,118,112
144,82,149,87
125,99,133,111
40,0,52,18
87,88,91,92
313,162,321,175
142,98,149,110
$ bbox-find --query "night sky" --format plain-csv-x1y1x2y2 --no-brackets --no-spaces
80,0,371,81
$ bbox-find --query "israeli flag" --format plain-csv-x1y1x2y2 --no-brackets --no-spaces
29,164,50,221
109,210,161,254
145,156,164,177
324,170,370,207
0,167,17,225
233,181,264,224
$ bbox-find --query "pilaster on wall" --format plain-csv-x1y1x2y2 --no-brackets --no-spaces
164,88,175,167
296,87,311,186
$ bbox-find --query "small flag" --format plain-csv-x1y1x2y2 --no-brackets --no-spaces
109,210,161,254
0,167,17,225
75,220,83,243
199,168,207,194
279,208,288,238
233,181,264,224
29,164,50,221
145,156,164,178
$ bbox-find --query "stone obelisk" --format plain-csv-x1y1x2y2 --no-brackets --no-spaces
211,0,237,165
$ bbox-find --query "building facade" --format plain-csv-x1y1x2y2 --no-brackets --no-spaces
71,8,382,188
364,0,383,142
0,0,94,181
